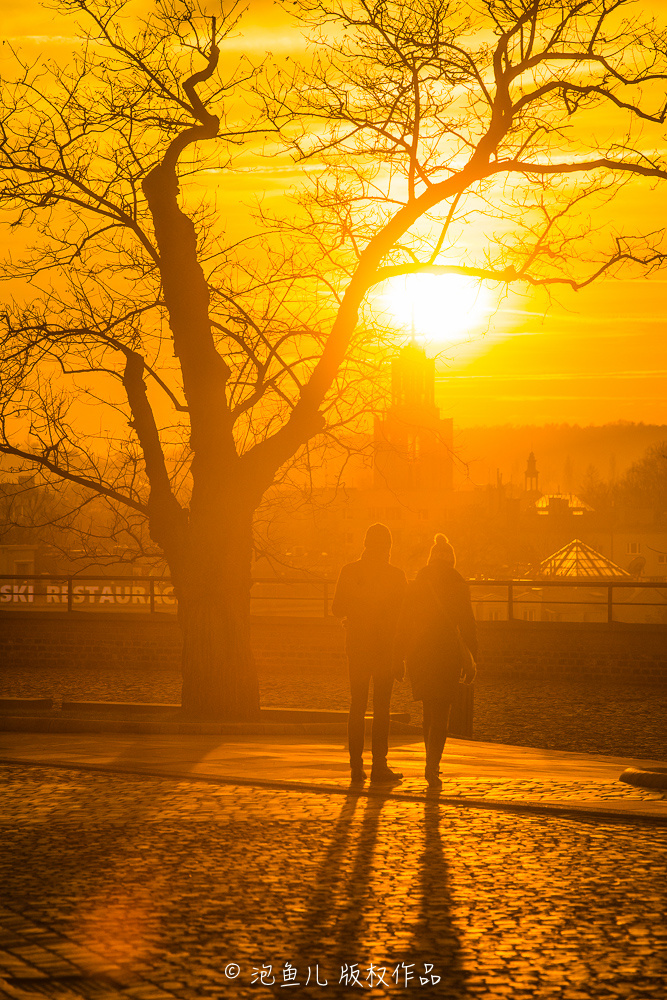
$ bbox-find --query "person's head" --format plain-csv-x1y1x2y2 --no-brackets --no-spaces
428,533,456,567
363,522,392,557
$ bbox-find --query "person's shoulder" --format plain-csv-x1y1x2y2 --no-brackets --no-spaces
411,565,431,587
342,558,367,577
441,567,466,584
388,563,407,582
449,568,471,592
422,564,466,588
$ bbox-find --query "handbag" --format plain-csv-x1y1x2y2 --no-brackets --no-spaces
458,640,477,685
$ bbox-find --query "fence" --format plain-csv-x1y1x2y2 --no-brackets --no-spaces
1,575,666,623
468,579,667,624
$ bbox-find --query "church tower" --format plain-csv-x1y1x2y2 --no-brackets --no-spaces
373,343,453,492
525,451,539,493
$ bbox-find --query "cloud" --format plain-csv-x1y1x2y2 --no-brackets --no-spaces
438,370,667,381
3,34,81,44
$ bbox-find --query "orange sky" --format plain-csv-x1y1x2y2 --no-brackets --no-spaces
2,0,666,429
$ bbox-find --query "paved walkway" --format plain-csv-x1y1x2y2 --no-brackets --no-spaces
1,761,666,1000
1,731,665,820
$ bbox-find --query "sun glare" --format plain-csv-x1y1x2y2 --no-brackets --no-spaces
378,273,490,344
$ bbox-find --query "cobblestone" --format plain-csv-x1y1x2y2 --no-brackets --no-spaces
1,730,665,821
2,666,665,759
0,765,666,999
318,776,667,805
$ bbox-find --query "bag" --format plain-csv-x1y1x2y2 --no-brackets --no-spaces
458,638,477,685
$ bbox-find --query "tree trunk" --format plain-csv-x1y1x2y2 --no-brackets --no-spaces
177,507,260,720
179,591,259,720
142,155,261,720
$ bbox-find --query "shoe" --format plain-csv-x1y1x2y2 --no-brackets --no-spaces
350,766,367,783
370,765,403,784
425,765,443,790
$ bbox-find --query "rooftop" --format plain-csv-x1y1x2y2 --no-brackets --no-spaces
539,538,631,579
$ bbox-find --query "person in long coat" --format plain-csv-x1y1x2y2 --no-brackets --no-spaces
396,534,477,788
331,523,407,784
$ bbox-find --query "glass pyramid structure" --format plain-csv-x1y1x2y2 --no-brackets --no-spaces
539,539,631,579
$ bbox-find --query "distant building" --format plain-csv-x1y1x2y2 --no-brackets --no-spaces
257,344,457,577
588,528,667,580
534,493,593,517
0,543,40,577
534,538,665,623
374,343,453,492
524,451,539,493
538,538,629,579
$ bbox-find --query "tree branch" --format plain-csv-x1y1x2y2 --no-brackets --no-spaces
0,442,147,513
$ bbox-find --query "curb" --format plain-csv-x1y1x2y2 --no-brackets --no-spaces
620,767,667,790
1,756,666,827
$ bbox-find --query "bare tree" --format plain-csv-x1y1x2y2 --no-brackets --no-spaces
1,0,667,717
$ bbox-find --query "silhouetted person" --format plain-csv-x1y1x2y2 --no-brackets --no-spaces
396,534,477,789
331,523,407,784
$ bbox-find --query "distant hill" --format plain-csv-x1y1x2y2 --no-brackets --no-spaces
454,423,667,493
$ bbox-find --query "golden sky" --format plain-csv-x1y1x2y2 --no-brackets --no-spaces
2,0,666,429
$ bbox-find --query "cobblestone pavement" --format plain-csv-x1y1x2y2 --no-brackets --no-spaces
2,665,665,760
2,732,665,819
302,775,667,808
1,765,666,1000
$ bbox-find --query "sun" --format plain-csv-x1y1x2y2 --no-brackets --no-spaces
377,273,490,344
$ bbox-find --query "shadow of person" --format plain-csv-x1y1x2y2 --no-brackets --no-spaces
290,787,395,995
292,787,468,996
328,788,393,971
294,788,365,961
406,795,468,997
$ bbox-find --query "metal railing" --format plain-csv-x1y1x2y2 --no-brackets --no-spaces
0,574,331,617
1,574,666,622
468,578,667,624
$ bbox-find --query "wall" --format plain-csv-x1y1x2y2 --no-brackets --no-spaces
0,613,665,682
